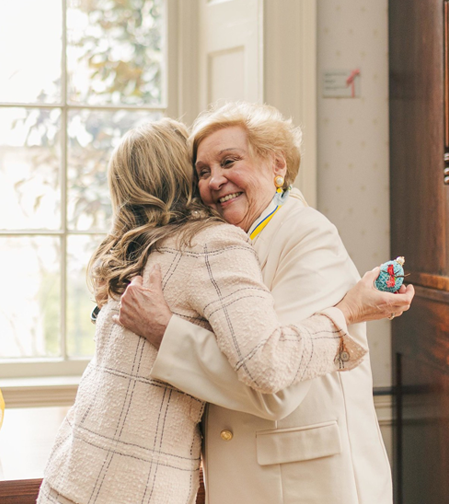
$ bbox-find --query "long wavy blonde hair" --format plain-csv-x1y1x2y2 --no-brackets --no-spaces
88,118,221,306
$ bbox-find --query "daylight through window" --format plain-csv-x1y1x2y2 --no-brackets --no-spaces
0,0,166,377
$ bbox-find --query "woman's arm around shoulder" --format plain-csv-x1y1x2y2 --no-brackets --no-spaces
186,224,366,394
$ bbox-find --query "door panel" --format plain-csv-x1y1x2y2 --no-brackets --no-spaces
208,47,245,103
198,0,263,109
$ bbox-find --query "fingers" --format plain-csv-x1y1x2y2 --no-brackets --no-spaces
121,276,144,306
362,267,380,285
112,265,163,328
124,274,152,303
129,275,144,287
112,274,145,327
357,266,415,321
399,285,414,312
385,285,415,320
405,284,415,297
393,284,414,306
113,304,134,328
396,283,414,296
128,266,162,292
147,264,163,289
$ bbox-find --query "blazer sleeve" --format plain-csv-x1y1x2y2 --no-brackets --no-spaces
151,307,350,421
151,225,365,398
181,226,365,394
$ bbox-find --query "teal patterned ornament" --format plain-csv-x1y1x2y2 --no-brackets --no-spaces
375,256,406,293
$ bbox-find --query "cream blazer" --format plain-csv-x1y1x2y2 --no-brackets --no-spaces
38,217,363,504
151,190,393,504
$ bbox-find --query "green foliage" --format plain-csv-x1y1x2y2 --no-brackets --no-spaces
69,0,163,104
7,0,164,359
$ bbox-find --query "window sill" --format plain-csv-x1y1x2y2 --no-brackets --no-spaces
0,376,80,408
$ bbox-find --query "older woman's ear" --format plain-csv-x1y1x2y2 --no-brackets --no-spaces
273,155,287,177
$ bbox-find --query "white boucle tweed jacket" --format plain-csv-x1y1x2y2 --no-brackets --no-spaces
37,218,364,504
151,190,393,504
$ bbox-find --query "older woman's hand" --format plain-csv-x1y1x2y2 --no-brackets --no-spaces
112,265,172,349
335,267,415,325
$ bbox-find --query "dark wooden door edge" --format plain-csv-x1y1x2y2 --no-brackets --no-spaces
0,475,205,504
0,478,42,504
413,284,449,303
407,273,449,292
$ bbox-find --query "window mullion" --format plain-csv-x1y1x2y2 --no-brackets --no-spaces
0,0,170,381
61,0,68,361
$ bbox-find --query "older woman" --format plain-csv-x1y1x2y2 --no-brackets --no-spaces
116,102,414,504
37,118,399,504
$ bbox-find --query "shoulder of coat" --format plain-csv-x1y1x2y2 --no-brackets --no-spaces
192,222,251,250
280,199,338,238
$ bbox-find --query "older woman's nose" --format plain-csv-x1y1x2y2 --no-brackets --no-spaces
209,171,227,190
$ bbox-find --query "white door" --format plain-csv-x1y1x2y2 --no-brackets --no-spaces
184,0,317,206
197,0,263,109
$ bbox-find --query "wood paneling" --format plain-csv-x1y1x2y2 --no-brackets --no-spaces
393,289,449,504
389,1,449,503
0,479,42,504
389,0,448,275
0,474,206,504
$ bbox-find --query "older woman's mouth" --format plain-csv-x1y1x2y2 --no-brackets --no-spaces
218,192,243,204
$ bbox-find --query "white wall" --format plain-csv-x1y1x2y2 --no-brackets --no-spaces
317,0,391,388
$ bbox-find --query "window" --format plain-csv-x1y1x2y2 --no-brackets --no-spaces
0,0,167,380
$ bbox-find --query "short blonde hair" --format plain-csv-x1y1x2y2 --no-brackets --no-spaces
189,101,303,189
88,118,220,305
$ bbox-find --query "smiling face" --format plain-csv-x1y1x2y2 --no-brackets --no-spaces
195,126,286,232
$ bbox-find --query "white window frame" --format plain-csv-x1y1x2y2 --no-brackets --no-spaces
0,0,185,406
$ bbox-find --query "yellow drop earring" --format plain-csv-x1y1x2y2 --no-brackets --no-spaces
274,175,284,193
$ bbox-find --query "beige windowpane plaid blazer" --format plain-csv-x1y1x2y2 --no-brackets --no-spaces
37,218,364,504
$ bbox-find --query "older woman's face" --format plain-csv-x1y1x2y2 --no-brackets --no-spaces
195,126,285,232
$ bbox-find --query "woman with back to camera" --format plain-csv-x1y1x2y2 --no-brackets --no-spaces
36,117,409,504
115,102,415,504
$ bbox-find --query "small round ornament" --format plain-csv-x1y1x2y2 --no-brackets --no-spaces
375,256,406,293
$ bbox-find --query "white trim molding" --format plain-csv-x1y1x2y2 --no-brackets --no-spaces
0,380,393,467
263,0,317,207
374,393,393,465
0,376,80,408
374,393,393,427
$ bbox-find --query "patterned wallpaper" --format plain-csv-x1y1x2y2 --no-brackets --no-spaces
317,0,391,387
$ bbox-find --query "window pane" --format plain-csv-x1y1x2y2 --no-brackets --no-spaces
67,0,164,106
67,108,163,231
67,235,102,358
0,236,60,358
0,0,62,103
0,108,61,230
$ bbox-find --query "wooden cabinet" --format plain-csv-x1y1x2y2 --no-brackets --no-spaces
389,1,449,503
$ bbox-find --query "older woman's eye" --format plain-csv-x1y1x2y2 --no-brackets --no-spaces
221,158,235,167
197,169,210,179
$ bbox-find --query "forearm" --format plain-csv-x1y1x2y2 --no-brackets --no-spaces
212,309,365,394
151,315,309,420
186,232,366,394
